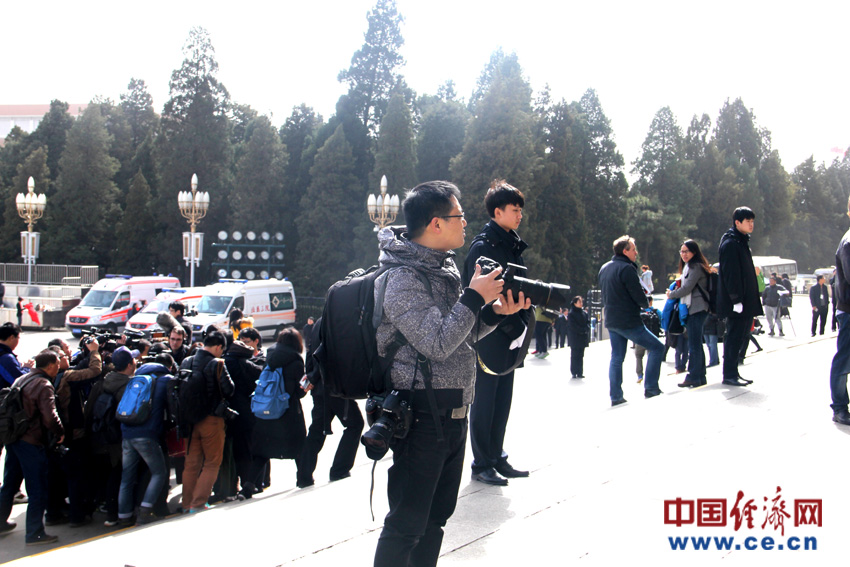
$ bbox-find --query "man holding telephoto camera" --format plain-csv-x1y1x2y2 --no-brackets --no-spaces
371,181,530,567
461,179,532,486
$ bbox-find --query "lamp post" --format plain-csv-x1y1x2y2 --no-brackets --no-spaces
177,173,210,286
367,175,400,231
16,176,46,285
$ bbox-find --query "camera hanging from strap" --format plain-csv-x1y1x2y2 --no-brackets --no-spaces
475,305,537,376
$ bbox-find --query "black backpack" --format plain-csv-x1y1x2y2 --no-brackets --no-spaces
697,272,720,315
90,389,122,445
313,264,430,400
0,375,38,446
177,356,214,426
640,309,663,337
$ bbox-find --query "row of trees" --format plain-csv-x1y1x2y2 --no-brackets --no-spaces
1,0,848,298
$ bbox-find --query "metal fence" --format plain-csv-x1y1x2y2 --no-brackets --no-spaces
0,264,100,286
295,296,325,328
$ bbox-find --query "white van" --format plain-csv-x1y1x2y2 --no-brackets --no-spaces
186,279,296,341
66,275,181,337
126,287,206,336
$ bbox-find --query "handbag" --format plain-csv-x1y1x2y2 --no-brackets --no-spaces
668,303,685,335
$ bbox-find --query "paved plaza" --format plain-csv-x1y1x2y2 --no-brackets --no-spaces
0,301,845,566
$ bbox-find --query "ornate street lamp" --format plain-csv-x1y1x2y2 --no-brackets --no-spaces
367,174,400,231
177,173,210,286
16,176,46,285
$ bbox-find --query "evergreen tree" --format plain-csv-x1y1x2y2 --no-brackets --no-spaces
416,94,468,182
120,79,159,149
789,157,842,270
691,141,744,249
30,100,75,182
155,26,233,281
231,116,287,234
450,51,539,267
279,105,324,276
113,171,155,274
533,97,591,291
572,89,628,267
338,0,407,135
0,148,50,261
293,125,363,295
44,105,120,267
629,107,698,278
372,91,417,195
758,150,794,253
119,79,160,197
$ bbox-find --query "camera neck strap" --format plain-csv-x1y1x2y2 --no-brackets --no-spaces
476,307,537,376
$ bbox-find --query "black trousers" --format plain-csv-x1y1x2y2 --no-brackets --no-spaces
813,306,828,335
469,367,514,474
570,346,585,377
298,394,364,485
723,316,752,380
374,413,467,567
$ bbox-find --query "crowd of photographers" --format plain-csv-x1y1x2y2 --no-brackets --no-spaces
0,300,351,547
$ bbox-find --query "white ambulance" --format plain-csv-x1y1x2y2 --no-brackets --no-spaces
186,279,296,341
66,275,181,337
125,287,206,336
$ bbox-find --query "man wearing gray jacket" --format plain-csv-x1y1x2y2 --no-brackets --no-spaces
372,181,529,567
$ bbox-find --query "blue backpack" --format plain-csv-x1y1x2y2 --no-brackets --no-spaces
251,366,289,420
116,375,156,425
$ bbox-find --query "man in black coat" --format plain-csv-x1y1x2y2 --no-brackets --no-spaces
810,275,830,337
598,236,664,406
297,317,363,488
717,207,763,386
461,180,532,486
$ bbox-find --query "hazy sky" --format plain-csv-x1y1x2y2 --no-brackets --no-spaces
4,0,848,181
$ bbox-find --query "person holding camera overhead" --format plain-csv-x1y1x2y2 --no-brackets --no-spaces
372,181,529,567
461,179,532,487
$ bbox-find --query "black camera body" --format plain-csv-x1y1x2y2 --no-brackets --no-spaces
122,329,146,351
361,390,413,460
475,256,571,311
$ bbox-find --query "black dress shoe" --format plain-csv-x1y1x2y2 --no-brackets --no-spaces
495,462,529,478
678,380,700,388
833,411,850,425
611,398,627,406
722,377,750,386
645,390,663,398
472,468,508,486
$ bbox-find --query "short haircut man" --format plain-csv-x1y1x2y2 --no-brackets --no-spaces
598,235,664,405
483,179,525,218
34,349,59,369
238,327,260,345
462,178,531,486
168,302,186,317
372,180,527,566
0,322,21,342
203,330,227,349
811,274,830,337
717,206,762,386
401,180,461,239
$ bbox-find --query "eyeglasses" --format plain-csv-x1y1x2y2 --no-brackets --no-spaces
440,213,465,221
680,249,692,255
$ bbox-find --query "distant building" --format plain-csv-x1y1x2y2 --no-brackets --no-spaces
0,104,88,146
